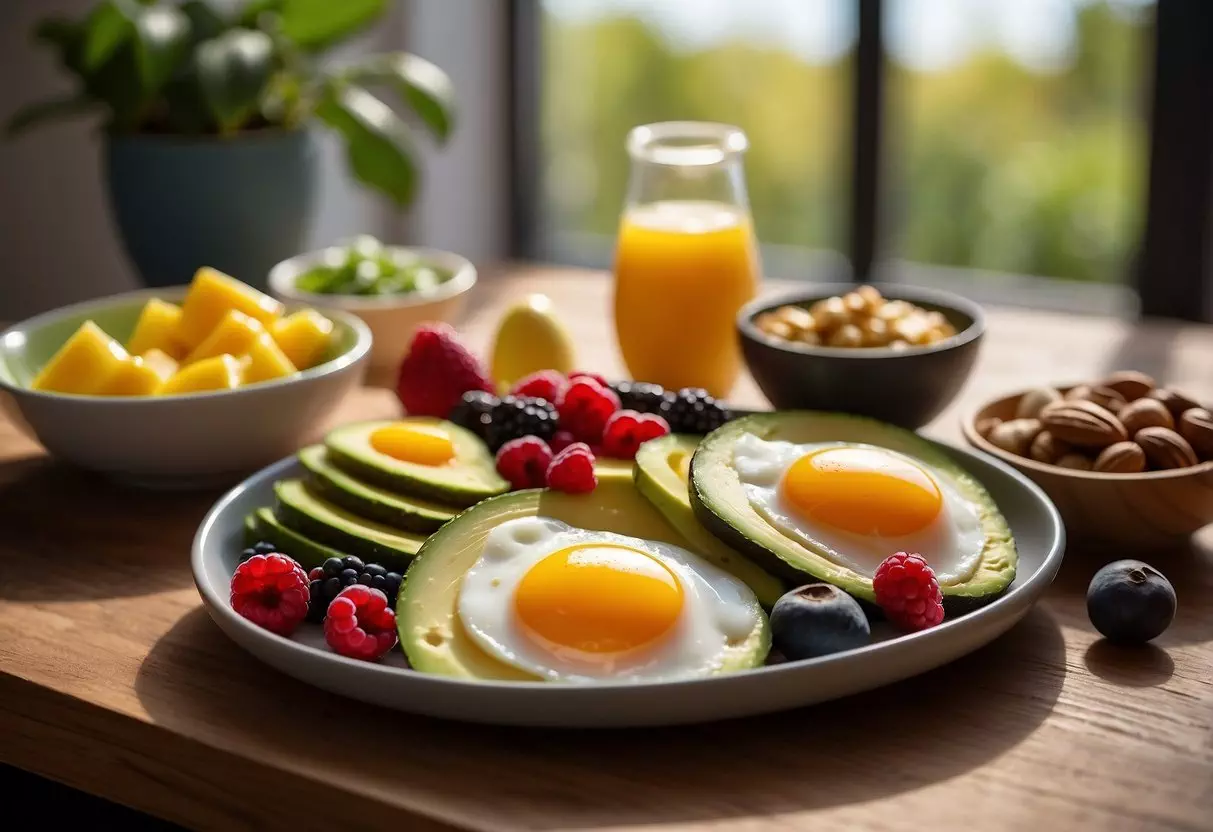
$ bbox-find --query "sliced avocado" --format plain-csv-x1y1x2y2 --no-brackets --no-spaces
634,434,785,607
326,419,508,506
399,478,771,681
245,507,349,569
298,445,458,534
593,456,635,482
691,412,1017,608
274,479,425,569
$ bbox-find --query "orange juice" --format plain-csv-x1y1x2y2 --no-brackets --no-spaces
613,200,760,397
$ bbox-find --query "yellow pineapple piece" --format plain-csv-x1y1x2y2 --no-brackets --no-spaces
242,333,298,385
160,353,244,396
184,309,265,365
270,309,334,370
126,298,187,359
31,321,129,394
97,356,168,396
176,267,283,351
139,348,179,383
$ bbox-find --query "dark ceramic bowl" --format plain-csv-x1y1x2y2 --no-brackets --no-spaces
737,283,985,429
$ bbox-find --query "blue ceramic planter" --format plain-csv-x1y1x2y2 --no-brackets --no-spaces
105,129,318,289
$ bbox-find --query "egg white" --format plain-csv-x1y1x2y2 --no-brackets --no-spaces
457,517,761,683
732,434,985,583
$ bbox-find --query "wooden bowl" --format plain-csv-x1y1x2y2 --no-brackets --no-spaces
963,388,1213,550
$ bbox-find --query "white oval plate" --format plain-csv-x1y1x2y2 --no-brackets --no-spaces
192,441,1065,727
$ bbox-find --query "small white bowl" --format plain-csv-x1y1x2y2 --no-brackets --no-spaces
269,245,476,381
0,287,371,488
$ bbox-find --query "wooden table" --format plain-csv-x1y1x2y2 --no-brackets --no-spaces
2,267,1211,832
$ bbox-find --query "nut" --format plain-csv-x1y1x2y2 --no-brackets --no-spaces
1056,453,1094,471
1135,426,1198,469
1016,387,1063,420
975,416,1003,439
1101,370,1155,401
1179,408,1213,459
1029,430,1070,464
1148,387,1202,417
1041,401,1127,448
1067,384,1125,413
1118,397,1174,435
1064,384,1093,402
1093,441,1147,474
987,418,1042,457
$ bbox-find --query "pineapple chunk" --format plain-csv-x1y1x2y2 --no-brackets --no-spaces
176,267,283,351
31,321,129,394
127,299,187,359
140,348,179,382
97,356,168,396
160,353,244,395
270,309,334,370
243,333,298,385
185,309,264,365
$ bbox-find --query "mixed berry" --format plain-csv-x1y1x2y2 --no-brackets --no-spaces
230,553,311,637
873,552,945,632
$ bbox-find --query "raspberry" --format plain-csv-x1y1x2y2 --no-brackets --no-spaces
601,409,671,460
873,552,944,632
496,436,554,490
546,442,598,493
396,323,493,418
549,430,577,454
230,554,310,636
556,378,620,443
324,585,398,661
510,370,568,402
569,371,609,387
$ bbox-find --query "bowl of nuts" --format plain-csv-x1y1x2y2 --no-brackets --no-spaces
739,283,984,428
963,370,1213,550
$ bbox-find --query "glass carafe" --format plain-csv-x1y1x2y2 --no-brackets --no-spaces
612,122,761,398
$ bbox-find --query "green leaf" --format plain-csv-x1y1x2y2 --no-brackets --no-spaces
81,1,136,71
195,29,276,132
316,83,417,207
278,0,387,50
5,96,96,137
181,0,228,43
133,6,191,95
340,53,456,143
84,40,146,131
239,0,285,28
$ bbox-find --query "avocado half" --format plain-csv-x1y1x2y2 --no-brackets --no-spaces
634,434,785,607
326,419,508,507
690,412,1017,607
398,478,771,681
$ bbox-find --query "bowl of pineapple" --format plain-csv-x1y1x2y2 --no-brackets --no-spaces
0,268,370,487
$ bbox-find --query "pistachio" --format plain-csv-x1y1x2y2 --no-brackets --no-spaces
1135,426,1198,469
1093,441,1147,474
1041,401,1127,448
1118,397,1174,436
1016,387,1063,420
987,418,1042,457
1179,408,1213,459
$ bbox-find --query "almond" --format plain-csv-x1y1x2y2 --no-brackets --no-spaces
1101,370,1155,402
1068,384,1125,413
1056,453,1094,471
1029,430,1069,464
987,418,1042,457
1016,387,1063,420
975,416,1003,439
1093,441,1146,474
1118,397,1174,435
1148,388,1202,417
1041,401,1127,448
1135,426,1198,469
1179,408,1213,459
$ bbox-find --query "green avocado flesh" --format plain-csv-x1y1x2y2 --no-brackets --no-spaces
274,479,424,569
690,412,1017,607
633,434,785,608
298,445,458,534
325,419,508,507
398,477,771,681
245,507,348,569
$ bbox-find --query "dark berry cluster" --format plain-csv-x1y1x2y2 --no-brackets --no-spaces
240,540,278,560
664,387,731,434
610,381,673,415
449,391,559,450
307,555,403,622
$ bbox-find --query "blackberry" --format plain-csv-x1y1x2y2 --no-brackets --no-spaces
485,395,559,450
449,390,499,441
240,540,278,561
610,381,672,415
665,387,730,434
306,555,403,622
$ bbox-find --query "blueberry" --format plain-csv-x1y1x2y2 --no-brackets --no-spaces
362,563,387,577
341,555,365,572
321,557,345,577
1087,560,1176,644
770,584,871,661
251,541,277,556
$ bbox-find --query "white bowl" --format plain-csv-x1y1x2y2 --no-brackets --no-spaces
0,287,371,488
268,245,476,381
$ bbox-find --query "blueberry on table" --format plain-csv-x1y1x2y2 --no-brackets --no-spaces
1086,560,1176,645
770,583,871,661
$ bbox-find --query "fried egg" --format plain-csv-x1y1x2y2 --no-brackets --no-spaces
457,517,762,682
732,433,984,583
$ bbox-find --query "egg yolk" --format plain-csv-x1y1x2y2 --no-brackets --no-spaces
514,544,684,658
780,447,942,537
369,422,455,466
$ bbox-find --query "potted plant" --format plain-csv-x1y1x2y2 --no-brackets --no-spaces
6,0,454,289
